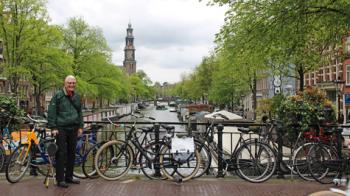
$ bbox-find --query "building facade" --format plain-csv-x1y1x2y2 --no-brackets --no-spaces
123,23,136,75
303,35,350,123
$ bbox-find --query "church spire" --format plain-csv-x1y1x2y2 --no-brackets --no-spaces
123,23,136,74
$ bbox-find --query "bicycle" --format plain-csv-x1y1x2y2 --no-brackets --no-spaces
0,117,23,171
82,116,134,179
94,112,201,181
306,126,343,184
73,123,102,178
5,115,53,183
194,113,276,183
93,112,162,180
256,118,318,181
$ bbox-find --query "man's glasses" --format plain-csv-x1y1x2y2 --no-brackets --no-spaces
66,82,76,84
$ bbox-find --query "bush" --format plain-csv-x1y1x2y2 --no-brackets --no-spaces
0,96,25,128
256,94,285,121
277,87,336,140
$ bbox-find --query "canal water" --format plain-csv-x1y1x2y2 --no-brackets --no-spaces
139,103,186,132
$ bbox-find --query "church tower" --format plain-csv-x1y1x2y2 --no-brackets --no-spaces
123,23,136,74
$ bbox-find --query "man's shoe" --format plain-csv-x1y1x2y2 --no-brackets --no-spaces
56,181,69,188
65,179,80,184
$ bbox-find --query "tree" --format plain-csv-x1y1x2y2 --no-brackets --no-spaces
61,17,126,105
195,55,217,103
129,70,154,101
210,0,350,91
0,0,49,95
208,52,249,109
24,23,72,115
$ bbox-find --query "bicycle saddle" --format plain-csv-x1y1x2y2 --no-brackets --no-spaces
237,127,250,134
139,126,154,133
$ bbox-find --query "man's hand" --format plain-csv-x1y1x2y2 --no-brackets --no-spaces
52,129,59,136
78,128,83,136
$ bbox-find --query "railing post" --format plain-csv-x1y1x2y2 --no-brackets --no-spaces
276,121,284,178
154,123,161,177
216,123,225,178
336,125,343,161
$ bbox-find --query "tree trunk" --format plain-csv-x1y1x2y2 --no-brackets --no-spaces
298,65,304,91
33,83,44,116
35,93,42,116
99,97,103,108
252,72,257,120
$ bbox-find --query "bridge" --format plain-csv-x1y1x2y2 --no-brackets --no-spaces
0,176,333,196
0,104,345,196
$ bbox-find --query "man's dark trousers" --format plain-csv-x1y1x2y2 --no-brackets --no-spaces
55,127,78,182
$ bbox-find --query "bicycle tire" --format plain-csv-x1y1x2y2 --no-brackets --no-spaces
235,141,276,183
94,140,133,180
139,141,169,180
82,142,110,179
159,144,201,182
0,145,5,172
192,139,211,178
6,144,31,183
293,142,314,181
73,137,96,179
307,143,339,184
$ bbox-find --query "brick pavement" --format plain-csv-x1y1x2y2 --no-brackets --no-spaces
0,175,337,196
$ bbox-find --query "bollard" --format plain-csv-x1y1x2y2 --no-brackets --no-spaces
336,126,342,160
216,123,225,178
154,123,161,177
276,121,284,178
336,126,343,179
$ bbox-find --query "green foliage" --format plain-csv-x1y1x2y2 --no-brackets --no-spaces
0,0,50,94
210,0,350,90
61,17,128,102
0,96,25,127
277,87,336,135
129,72,154,100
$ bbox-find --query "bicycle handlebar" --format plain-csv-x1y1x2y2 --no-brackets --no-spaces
26,114,48,124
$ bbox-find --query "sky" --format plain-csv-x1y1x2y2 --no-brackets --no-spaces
47,0,227,84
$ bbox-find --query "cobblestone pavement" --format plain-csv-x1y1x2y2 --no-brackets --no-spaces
0,175,337,196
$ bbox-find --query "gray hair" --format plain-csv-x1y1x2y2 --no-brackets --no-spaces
64,75,76,82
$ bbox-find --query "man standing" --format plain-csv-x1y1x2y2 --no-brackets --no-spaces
48,75,83,188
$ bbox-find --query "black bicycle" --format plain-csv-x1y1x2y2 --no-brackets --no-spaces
93,111,201,181
194,113,276,183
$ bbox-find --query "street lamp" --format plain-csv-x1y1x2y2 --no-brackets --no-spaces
333,77,345,123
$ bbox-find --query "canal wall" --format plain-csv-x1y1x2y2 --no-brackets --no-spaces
82,103,138,122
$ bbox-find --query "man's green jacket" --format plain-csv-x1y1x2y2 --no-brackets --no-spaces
47,89,84,129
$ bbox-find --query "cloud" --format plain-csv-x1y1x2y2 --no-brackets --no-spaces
47,0,226,83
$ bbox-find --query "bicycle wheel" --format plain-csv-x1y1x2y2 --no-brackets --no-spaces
94,140,133,180
139,141,169,180
6,144,31,183
159,144,201,182
307,143,339,184
82,142,106,179
0,145,5,172
293,143,314,181
235,141,276,183
74,138,96,179
193,139,211,178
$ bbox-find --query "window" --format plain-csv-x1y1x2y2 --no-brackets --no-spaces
346,65,350,85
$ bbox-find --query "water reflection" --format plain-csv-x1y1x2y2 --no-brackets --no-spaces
141,104,185,132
